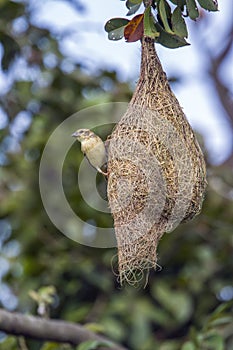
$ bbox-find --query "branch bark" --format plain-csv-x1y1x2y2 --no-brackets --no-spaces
0,308,127,350
192,18,233,164
194,20,233,132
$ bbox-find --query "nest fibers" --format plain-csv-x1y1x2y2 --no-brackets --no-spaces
107,37,207,285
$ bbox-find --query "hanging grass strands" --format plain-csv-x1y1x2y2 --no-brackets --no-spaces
107,37,207,286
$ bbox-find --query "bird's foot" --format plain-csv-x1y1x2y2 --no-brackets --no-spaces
97,168,109,177
100,170,109,177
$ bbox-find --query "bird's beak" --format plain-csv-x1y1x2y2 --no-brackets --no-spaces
71,131,78,137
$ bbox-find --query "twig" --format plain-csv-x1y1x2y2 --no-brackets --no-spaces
17,337,29,350
143,0,153,8
0,308,127,350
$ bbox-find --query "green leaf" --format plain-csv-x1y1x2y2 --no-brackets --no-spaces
205,301,233,330
158,0,174,34
181,341,196,350
104,18,129,32
76,340,113,350
197,0,218,11
0,337,18,350
152,282,193,322
202,333,224,350
171,6,188,38
208,316,233,328
144,7,160,38
155,23,189,48
186,0,199,20
126,0,142,4
126,4,141,15
0,1,24,20
108,28,124,40
126,0,142,15
170,0,186,6
104,18,129,40
40,343,62,350
208,301,233,319
85,322,105,333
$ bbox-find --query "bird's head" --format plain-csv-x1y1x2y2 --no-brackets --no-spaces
71,129,94,142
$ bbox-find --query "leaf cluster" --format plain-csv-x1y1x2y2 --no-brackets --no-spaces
105,0,218,48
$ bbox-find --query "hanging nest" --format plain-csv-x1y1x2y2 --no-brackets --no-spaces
107,37,207,285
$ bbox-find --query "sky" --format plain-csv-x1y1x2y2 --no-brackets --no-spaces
2,0,233,164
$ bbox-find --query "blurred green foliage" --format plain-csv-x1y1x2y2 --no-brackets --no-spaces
0,1,232,350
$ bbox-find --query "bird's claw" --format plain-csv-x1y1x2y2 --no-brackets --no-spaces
99,169,109,177
97,167,108,177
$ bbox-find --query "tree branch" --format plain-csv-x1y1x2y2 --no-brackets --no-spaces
0,308,127,350
192,19,233,163
212,20,233,69
194,20,233,130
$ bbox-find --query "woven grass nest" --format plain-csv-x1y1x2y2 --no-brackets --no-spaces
107,37,207,285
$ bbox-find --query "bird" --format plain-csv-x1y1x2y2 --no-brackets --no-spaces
72,129,108,176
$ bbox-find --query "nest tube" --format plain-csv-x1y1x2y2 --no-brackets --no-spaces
107,37,207,286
